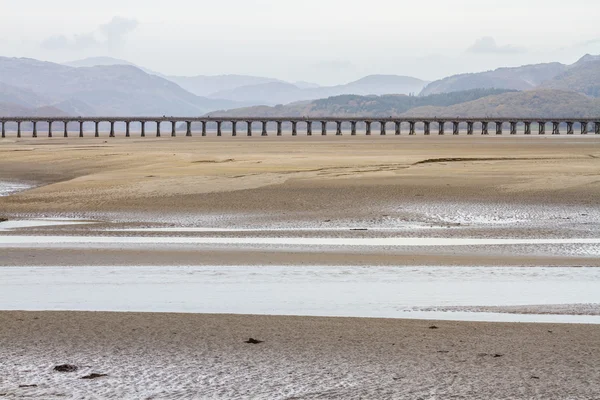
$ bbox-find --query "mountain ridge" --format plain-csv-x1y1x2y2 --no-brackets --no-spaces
0,57,241,116
420,62,567,96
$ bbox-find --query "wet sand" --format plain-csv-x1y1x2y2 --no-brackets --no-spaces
2,135,600,267
3,246,599,267
2,136,600,398
0,311,599,399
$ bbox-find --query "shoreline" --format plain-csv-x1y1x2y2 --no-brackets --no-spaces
2,309,600,325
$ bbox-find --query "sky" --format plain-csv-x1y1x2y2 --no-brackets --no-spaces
1,0,599,85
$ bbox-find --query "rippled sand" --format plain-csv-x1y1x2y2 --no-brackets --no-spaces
1,312,599,400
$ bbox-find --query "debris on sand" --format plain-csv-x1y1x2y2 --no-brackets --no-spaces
245,338,264,344
18,385,38,388
54,364,78,373
429,326,439,330
81,373,108,380
477,353,504,358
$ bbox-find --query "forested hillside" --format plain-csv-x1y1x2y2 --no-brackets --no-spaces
206,89,515,117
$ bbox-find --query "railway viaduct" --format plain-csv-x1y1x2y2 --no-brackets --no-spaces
1,117,600,138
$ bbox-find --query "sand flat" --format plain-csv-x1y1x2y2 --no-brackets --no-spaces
0,311,599,399
2,136,600,398
1,136,600,217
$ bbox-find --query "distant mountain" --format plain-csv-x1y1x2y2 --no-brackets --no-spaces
404,90,600,118
210,75,429,106
0,57,241,116
0,82,51,108
540,59,600,97
209,82,305,105
65,58,289,100
202,89,515,118
63,57,427,105
168,75,286,97
51,98,97,116
420,63,567,96
0,102,67,117
340,75,426,95
4,54,600,119
64,56,165,77
294,81,321,89
572,54,600,66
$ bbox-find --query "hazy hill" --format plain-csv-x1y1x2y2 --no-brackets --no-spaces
404,90,600,118
51,98,97,116
540,59,600,97
0,102,67,117
64,56,165,77
61,57,427,105
294,81,321,89
209,82,305,104
65,57,287,96
420,63,567,96
204,89,515,118
65,56,136,68
210,75,429,106
0,82,51,108
573,54,600,65
168,75,287,97
340,75,426,95
0,57,240,116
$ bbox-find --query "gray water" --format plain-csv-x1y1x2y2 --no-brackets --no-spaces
1,265,599,323
1,234,600,258
0,181,31,197
2,235,600,247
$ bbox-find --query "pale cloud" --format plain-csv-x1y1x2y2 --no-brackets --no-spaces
41,17,138,51
100,17,139,48
467,37,526,54
0,0,595,84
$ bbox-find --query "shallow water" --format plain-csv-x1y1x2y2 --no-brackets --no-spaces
0,219,93,231
1,265,599,323
2,235,600,247
2,234,600,258
0,181,31,197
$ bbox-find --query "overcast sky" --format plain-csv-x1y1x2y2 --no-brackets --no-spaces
1,0,599,85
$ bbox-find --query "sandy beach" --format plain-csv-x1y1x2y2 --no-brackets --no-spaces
1,135,600,398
